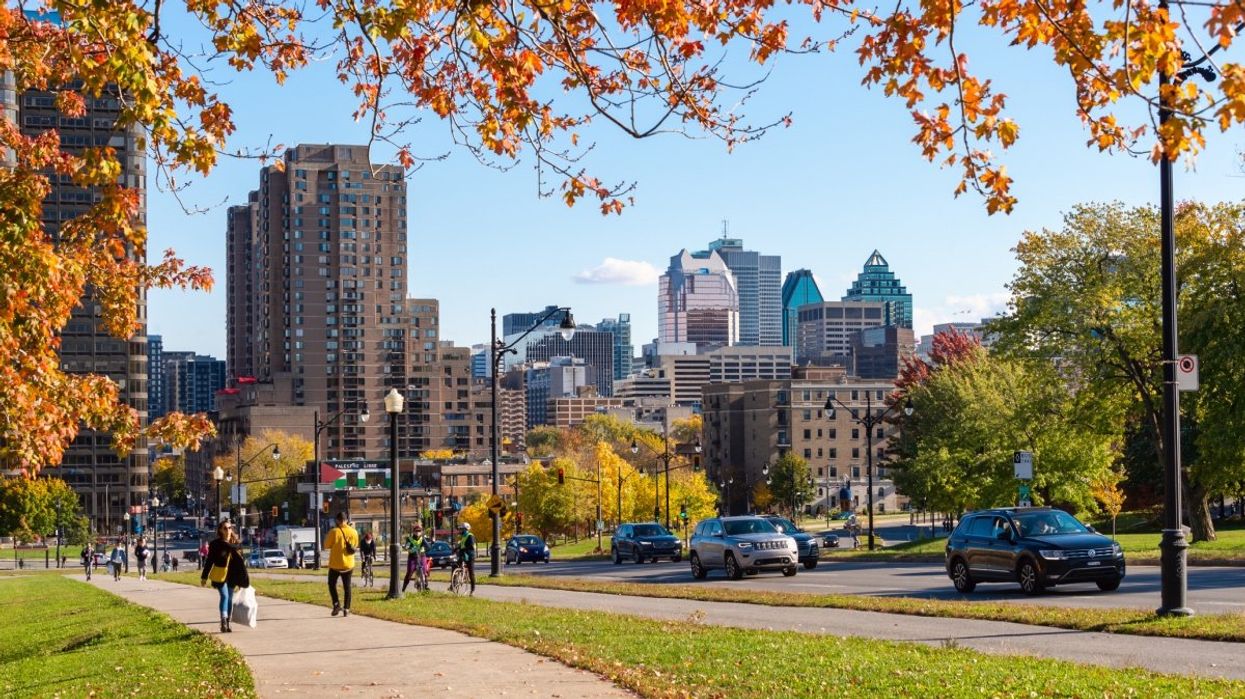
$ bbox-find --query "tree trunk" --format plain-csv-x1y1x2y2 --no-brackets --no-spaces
1185,478,1216,542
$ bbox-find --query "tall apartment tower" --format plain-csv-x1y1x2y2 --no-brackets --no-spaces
658,249,739,349
595,314,634,380
781,269,823,349
148,336,167,421
226,144,408,459
843,251,913,329
707,238,782,346
6,55,149,534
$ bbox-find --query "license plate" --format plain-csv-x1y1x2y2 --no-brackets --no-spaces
1087,561,1101,566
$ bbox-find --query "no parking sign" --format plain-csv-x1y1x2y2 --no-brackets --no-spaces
1177,355,1199,392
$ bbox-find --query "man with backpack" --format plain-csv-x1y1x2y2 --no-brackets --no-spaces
323,511,359,617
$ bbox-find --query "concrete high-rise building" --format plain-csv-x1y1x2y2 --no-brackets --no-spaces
166,354,228,414
851,326,916,379
6,50,149,533
524,357,590,428
519,327,615,397
503,305,567,337
795,301,888,367
706,238,782,345
225,144,408,459
595,314,634,380
658,249,739,348
148,336,167,421
843,251,913,329
781,269,823,349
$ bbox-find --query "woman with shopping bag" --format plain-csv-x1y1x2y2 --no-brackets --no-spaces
199,520,250,633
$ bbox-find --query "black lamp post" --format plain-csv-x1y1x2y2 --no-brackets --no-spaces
385,388,404,600
312,402,369,569
235,442,280,553
825,392,912,551
490,306,575,576
630,431,702,528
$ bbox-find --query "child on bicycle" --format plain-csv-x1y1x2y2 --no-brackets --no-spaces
401,524,430,592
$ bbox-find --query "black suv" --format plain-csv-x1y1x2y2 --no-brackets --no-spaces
762,515,819,569
945,507,1125,595
612,522,682,563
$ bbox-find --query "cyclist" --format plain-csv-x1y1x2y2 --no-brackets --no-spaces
455,522,476,596
359,531,377,586
401,524,430,592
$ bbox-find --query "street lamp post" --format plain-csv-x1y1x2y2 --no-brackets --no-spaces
150,494,161,574
490,306,575,576
234,442,280,554
825,392,912,551
312,403,370,569
122,512,131,570
213,465,226,526
630,431,701,527
385,388,404,600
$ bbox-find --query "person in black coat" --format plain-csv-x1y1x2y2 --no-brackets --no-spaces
200,521,250,633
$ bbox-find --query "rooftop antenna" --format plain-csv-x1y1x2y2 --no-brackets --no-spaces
721,219,729,239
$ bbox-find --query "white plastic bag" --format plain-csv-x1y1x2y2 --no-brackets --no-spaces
231,586,258,628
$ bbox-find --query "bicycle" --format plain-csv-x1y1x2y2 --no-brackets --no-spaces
447,560,468,596
361,556,375,588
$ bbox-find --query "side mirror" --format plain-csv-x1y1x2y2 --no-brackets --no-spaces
1086,525,1097,534
713,531,724,538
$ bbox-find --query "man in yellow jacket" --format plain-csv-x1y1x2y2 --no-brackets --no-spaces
324,511,359,617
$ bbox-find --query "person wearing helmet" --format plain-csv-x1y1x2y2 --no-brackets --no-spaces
455,522,476,595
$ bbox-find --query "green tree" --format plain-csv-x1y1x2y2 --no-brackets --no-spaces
768,454,814,519
992,201,1245,540
0,476,87,543
151,455,187,504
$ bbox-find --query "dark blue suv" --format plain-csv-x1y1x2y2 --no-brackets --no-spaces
945,507,1125,595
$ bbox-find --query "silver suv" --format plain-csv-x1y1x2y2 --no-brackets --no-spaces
689,516,800,580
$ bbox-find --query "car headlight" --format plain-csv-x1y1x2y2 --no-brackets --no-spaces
1112,543,1122,557
1039,550,1066,560
639,541,652,546
736,541,753,549
520,547,528,552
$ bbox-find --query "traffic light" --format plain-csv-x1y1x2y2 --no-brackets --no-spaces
679,506,688,521
322,499,330,514
434,510,444,528
557,467,565,485
271,505,279,518
516,512,523,526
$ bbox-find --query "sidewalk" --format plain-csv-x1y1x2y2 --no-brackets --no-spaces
83,575,633,698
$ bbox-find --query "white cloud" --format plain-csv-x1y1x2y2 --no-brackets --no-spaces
573,258,660,286
913,292,1011,337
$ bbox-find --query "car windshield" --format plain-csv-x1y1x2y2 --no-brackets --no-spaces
767,517,799,533
1014,511,1089,537
513,536,542,546
723,518,778,536
633,524,669,537
264,550,283,557
429,542,450,552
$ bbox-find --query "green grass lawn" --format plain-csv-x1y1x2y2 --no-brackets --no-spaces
168,573,1245,698
0,575,254,698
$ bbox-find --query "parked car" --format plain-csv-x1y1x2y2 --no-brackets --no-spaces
819,531,840,548
945,507,1125,595
832,511,855,520
427,540,457,569
762,516,819,569
612,522,682,564
505,535,551,565
689,516,799,580
248,549,290,569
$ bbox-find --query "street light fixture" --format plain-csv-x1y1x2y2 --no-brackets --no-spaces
384,388,404,599
150,494,161,573
490,306,573,576
234,442,281,551
312,402,369,569
630,433,702,528
825,393,913,551
213,465,226,524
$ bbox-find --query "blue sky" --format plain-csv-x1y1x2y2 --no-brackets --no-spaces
146,13,1245,357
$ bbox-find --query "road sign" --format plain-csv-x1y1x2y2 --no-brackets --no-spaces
487,495,503,514
596,519,605,532
1018,484,1031,499
1013,451,1033,480
1177,354,1199,392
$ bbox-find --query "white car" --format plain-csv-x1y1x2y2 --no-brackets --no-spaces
249,549,289,569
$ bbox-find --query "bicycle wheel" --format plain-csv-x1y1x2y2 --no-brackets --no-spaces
449,568,464,595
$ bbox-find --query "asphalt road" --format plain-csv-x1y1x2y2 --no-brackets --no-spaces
510,557,1245,613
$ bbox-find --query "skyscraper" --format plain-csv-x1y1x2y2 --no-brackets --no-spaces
522,328,616,397
781,269,823,348
503,305,567,336
166,354,228,414
706,238,782,345
6,48,149,533
225,144,408,458
148,336,167,421
595,313,634,380
795,301,889,366
843,251,913,328
658,249,739,349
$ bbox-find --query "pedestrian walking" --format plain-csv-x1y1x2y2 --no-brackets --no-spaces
401,524,430,592
324,511,359,617
295,547,305,569
455,522,476,595
161,551,171,572
81,543,95,580
134,538,150,580
200,521,250,633
198,540,210,570
171,556,179,572
108,542,125,581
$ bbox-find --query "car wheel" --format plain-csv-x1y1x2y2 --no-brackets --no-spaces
782,566,798,577
1096,578,1121,592
672,555,682,563
612,547,621,565
1017,559,1044,595
634,550,644,564
803,560,818,570
724,553,743,580
690,553,707,580
544,556,550,564
950,558,976,593
744,568,758,576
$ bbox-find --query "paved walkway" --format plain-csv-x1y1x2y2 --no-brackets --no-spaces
82,575,633,698
283,570,1245,681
